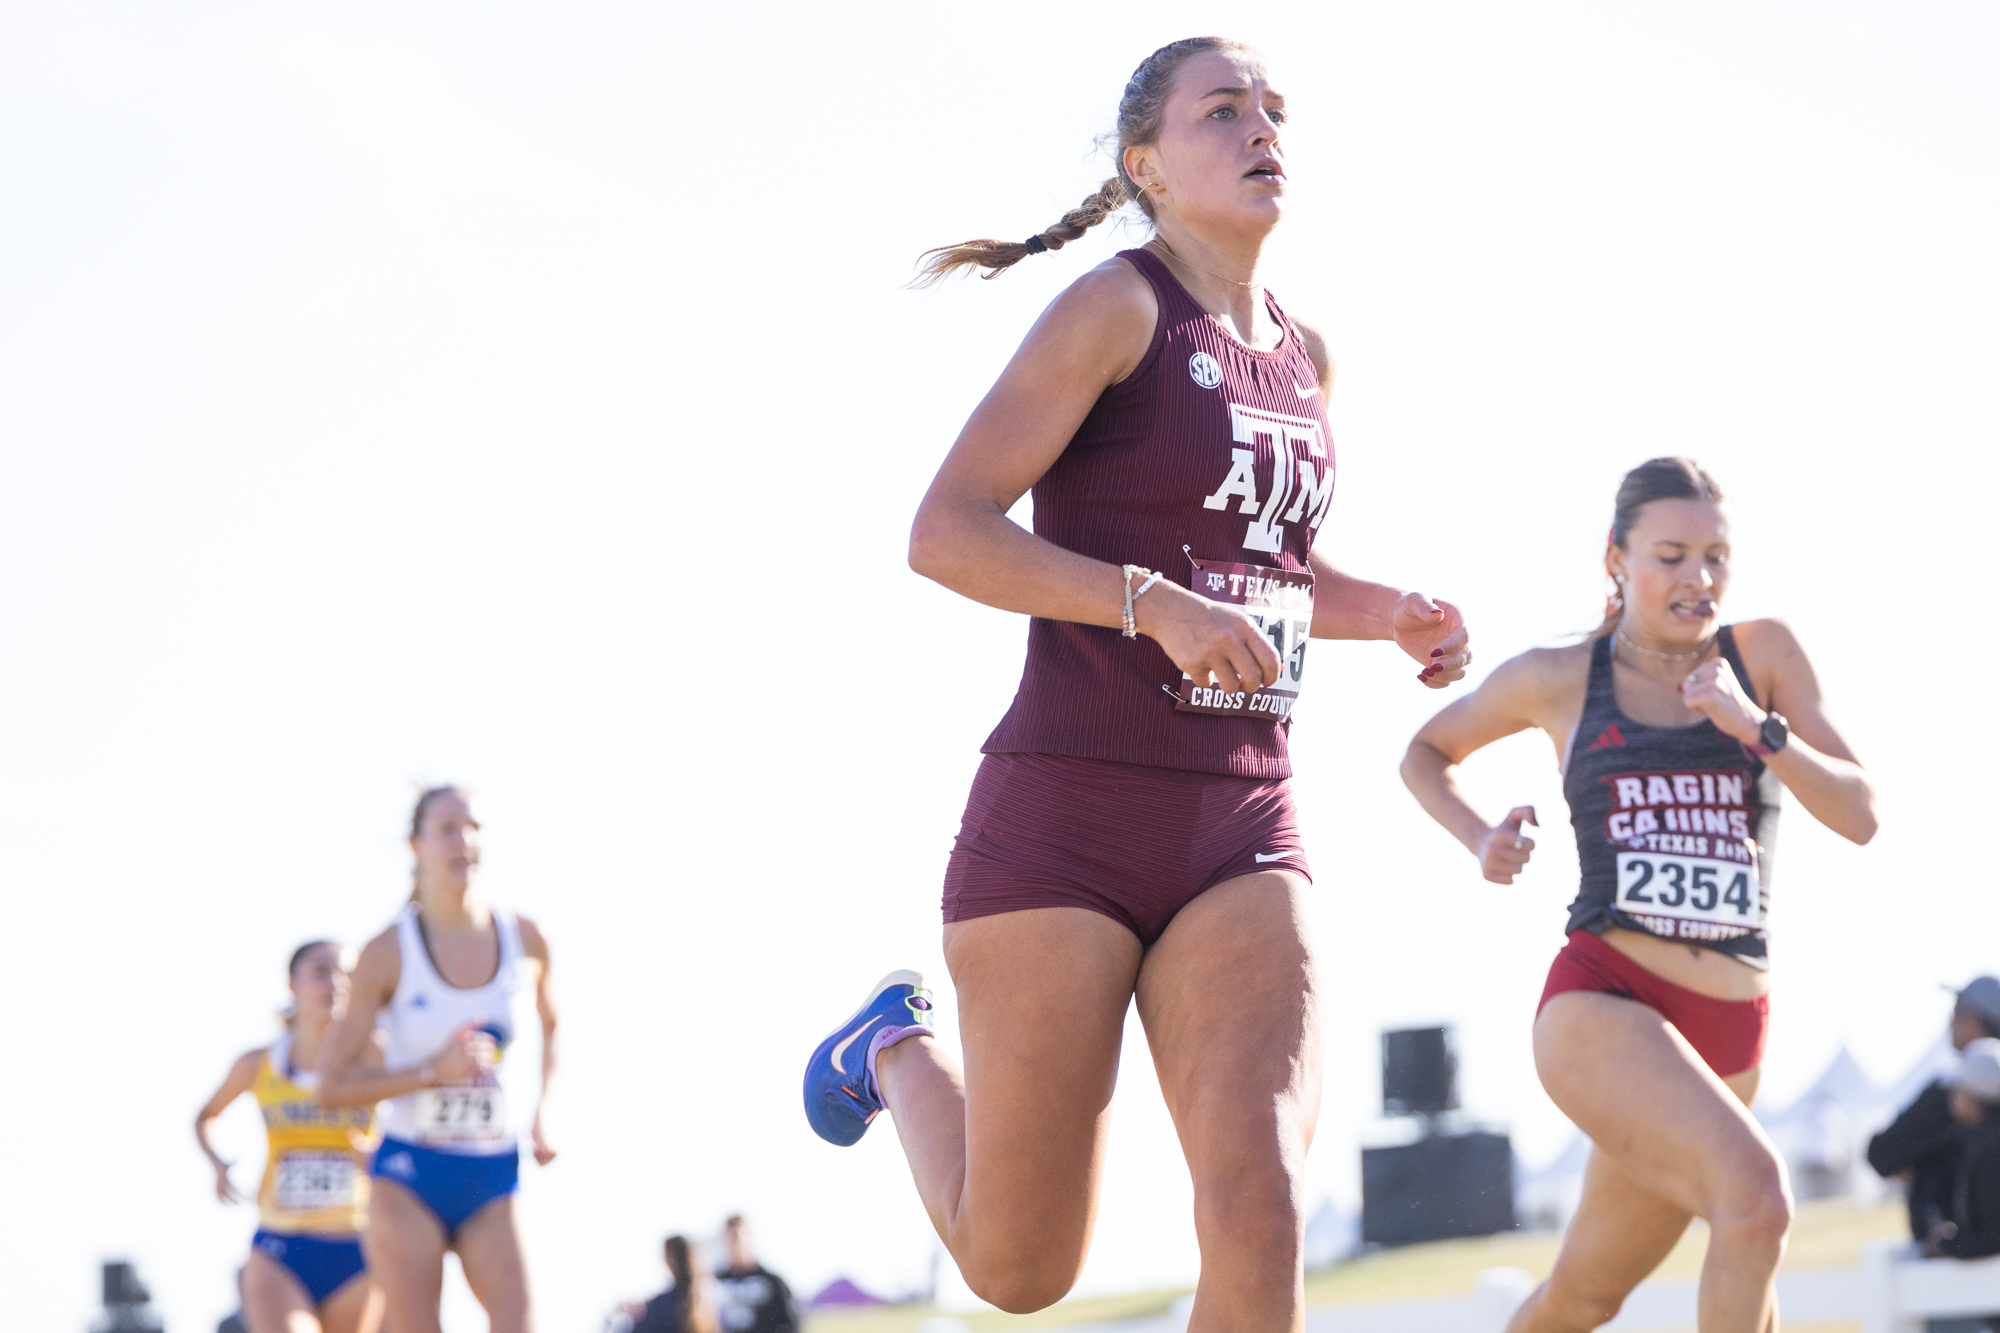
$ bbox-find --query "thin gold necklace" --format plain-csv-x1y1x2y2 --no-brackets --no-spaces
1616,627,1714,663
1150,237,1260,290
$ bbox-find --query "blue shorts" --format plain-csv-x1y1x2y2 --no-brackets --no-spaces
371,1137,519,1236
251,1231,367,1305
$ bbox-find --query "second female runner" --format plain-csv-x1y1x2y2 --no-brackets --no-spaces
1403,457,1876,1333
318,787,558,1333
801,36,1469,1330
194,941,382,1333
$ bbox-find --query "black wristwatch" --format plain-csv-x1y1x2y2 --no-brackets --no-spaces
1746,712,1789,757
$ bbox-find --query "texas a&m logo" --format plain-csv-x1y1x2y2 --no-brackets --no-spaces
1201,404,1332,554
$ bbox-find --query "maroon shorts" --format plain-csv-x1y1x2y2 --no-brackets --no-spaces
1538,929,1770,1077
942,752,1312,945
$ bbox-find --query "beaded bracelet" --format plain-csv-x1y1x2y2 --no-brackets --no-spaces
1122,565,1163,638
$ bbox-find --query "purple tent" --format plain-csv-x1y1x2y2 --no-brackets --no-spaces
808,1277,888,1309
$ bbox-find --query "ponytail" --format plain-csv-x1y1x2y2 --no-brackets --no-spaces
912,37,1251,284
914,176,1132,285
663,1236,721,1333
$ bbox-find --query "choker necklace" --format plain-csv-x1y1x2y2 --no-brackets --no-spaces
1617,628,1714,663
1150,238,1260,290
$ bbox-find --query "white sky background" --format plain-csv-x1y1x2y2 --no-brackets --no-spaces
2,2,1996,1329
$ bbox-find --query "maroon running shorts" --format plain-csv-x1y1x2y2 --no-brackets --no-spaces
1538,929,1769,1077
941,751,1312,945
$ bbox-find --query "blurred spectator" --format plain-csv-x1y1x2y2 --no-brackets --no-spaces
717,1215,800,1333
631,1235,722,1333
1869,977,2000,1241
1954,978,2000,1050
1930,1039,2000,1259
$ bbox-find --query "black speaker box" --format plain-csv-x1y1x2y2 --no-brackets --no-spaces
1382,1026,1457,1116
1361,1130,1516,1247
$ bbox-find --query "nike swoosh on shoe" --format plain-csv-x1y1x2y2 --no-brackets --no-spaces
830,1016,882,1074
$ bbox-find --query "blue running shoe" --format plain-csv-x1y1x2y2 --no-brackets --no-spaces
803,970,934,1146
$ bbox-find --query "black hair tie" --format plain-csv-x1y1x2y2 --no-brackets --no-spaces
1022,235,1048,255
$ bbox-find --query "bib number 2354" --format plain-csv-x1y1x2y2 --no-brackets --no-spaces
1173,557,1314,719
1615,851,1760,934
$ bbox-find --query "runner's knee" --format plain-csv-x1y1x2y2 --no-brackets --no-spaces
1538,1273,1630,1331
1191,1158,1303,1262
1712,1160,1792,1248
1709,1154,1793,1254
957,1252,1079,1315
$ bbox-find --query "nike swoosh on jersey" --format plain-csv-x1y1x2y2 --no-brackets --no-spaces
830,1016,882,1074
1293,382,1320,398
1254,851,1293,863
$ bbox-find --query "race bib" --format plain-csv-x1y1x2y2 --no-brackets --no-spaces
1615,850,1763,942
1172,557,1314,719
273,1152,358,1213
414,1084,508,1146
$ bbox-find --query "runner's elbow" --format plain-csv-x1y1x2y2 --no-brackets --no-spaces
908,508,947,581
911,493,1004,585
909,510,970,586
1399,738,1446,792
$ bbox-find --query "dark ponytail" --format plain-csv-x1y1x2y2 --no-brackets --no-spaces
913,37,1253,284
662,1236,720,1333
1590,457,1726,639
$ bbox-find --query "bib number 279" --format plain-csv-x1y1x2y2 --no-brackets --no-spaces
415,1085,507,1146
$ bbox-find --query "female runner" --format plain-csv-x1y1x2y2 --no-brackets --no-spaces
318,786,558,1333
195,941,384,1333
1402,457,1877,1333
800,37,1470,1328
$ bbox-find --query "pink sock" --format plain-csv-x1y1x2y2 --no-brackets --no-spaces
865,1024,932,1102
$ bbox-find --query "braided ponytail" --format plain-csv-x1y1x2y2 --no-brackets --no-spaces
914,176,1132,286
913,36,1253,285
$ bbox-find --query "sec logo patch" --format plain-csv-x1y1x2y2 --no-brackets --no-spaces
1188,352,1222,389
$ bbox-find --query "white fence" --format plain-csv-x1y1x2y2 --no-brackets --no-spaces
927,1241,2000,1333
1861,1240,2000,1333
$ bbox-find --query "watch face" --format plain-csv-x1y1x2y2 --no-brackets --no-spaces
1762,714,1789,749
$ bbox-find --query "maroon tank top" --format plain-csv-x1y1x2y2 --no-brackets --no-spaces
981,248,1335,778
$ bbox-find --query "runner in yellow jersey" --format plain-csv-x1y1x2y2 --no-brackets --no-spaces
196,941,385,1333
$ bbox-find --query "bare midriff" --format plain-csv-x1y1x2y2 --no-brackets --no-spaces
1601,926,1771,1001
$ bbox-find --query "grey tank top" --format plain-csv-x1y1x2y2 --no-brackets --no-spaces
1560,626,1781,968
